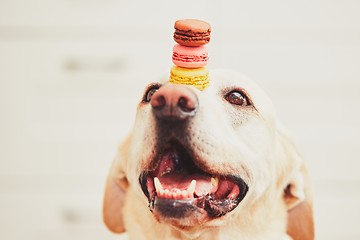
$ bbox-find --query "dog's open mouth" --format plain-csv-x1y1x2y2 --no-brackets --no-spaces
139,141,248,221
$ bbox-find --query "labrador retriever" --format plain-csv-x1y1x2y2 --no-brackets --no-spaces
103,69,314,240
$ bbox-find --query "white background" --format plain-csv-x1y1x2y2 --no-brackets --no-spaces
1,0,359,239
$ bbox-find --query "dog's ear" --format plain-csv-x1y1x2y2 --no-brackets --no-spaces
278,128,315,240
285,165,314,240
284,171,305,210
103,139,130,233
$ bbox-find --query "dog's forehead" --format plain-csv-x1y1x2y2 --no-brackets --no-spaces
209,69,261,93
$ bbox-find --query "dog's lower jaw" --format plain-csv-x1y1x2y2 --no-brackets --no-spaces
151,198,209,227
171,227,219,240
127,168,289,240
123,189,289,240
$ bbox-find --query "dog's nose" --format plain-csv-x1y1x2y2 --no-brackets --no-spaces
150,84,198,120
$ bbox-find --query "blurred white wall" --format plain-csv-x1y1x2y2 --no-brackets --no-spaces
0,0,359,239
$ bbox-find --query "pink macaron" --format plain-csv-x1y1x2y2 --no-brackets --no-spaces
172,44,209,68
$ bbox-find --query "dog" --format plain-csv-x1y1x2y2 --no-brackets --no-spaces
103,69,314,240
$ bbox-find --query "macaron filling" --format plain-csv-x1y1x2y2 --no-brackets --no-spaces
172,52,209,63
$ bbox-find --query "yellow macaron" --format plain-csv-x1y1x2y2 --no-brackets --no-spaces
169,66,209,90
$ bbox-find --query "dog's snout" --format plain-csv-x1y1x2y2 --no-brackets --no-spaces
150,84,198,120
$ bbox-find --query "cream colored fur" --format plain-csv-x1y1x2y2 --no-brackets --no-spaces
103,69,314,240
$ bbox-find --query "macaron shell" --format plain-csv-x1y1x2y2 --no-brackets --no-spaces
172,44,209,68
174,19,211,47
174,19,211,33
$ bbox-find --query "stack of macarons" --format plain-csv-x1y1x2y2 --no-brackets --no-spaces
169,19,211,90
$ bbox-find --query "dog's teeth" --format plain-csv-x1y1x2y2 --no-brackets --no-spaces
187,180,196,196
181,190,188,198
154,177,163,192
211,177,219,187
173,189,180,198
170,191,176,199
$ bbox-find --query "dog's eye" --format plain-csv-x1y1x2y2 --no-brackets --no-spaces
145,86,159,102
225,91,249,106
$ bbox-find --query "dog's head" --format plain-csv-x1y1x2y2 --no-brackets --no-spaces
103,69,314,239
